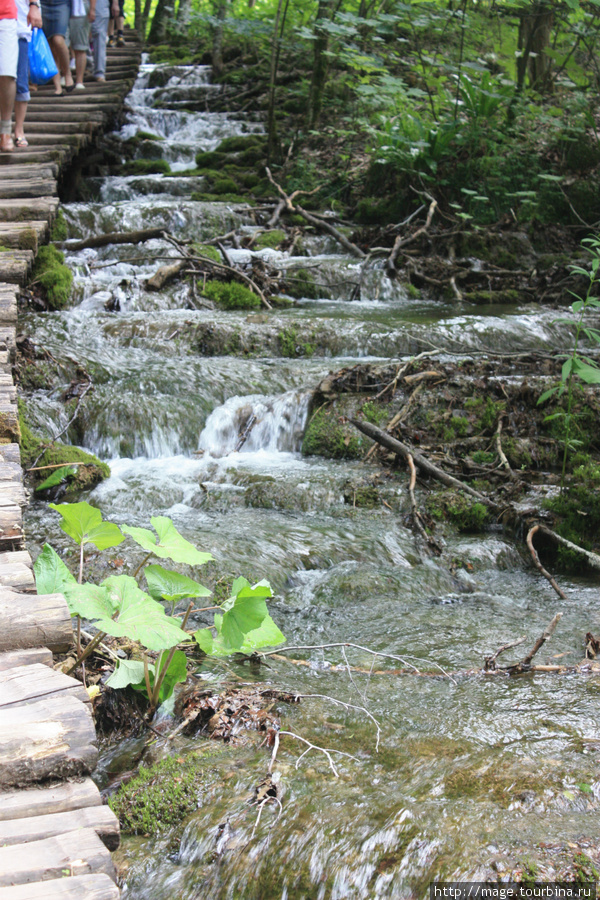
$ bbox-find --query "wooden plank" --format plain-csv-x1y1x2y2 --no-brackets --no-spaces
0,663,90,708
0,198,59,223
0,256,29,284
0,873,119,899
0,482,27,508
0,647,52,671
0,777,101,821
0,181,57,201
0,165,58,181
0,293,17,325
0,443,22,465
0,458,23,481
0,828,115,885
0,694,97,788
0,561,35,591
0,590,71,652
0,549,32,568
0,222,47,251
0,804,119,850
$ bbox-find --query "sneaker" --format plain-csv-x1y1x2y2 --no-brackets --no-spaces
107,34,115,46
75,83,85,90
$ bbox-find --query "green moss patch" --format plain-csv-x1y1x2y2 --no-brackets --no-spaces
50,209,68,242
202,279,261,310
283,267,330,300
254,229,286,250
123,159,171,176
109,748,223,837
302,406,369,460
32,245,73,310
427,490,489,533
190,242,221,263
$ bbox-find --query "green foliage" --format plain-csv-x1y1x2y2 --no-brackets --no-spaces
537,235,600,487
34,543,76,595
123,159,171,175
254,229,286,250
49,501,124,550
145,564,211,607
190,242,221,263
360,401,388,427
108,750,219,836
32,245,73,310
106,649,188,705
50,209,68,242
202,279,261,310
302,407,368,460
121,516,213,566
65,575,185,650
278,326,314,358
35,466,77,492
194,576,284,657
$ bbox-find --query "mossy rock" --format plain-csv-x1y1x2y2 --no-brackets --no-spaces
202,279,261,310
19,404,109,495
49,208,68,242
254,229,285,250
109,748,225,838
32,245,73,310
189,191,247,203
211,176,239,195
123,159,171,176
190,242,221,263
195,150,227,168
216,135,266,154
278,326,314,358
343,482,380,508
426,490,489,532
302,406,369,460
136,140,166,160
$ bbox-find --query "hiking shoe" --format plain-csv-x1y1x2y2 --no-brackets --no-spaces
107,34,115,46
117,34,125,46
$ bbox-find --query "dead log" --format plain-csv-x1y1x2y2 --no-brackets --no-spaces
0,590,72,653
145,259,186,291
351,418,496,508
62,227,165,251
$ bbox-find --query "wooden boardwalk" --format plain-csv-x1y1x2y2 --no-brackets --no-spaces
0,33,142,900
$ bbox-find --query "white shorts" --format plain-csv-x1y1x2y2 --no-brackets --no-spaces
0,18,18,79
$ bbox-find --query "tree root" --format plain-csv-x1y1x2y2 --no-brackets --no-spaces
526,525,567,599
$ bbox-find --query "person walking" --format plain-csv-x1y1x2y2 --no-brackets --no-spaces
69,0,91,89
14,0,40,145
0,0,39,150
90,0,117,82
40,0,73,94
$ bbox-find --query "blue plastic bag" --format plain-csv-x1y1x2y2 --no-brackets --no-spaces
28,28,59,85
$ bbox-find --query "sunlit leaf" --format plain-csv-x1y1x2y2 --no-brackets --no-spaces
35,466,77,492
34,543,76,595
122,516,213,566
145,564,211,603
106,659,146,690
221,593,268,649
49,501,124,550
194,628,214,655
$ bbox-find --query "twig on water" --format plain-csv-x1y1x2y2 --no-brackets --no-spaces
278,730,359,777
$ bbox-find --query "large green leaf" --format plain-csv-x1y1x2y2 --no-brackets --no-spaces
34,543,76,595
220,593,268,649
105,651,188,705
145,564,211,603
35,466,76,492
105,659,146,690
194,614,284,658
65,575,185,650
573,358,600,384
122,516,213,566
49,501,124,550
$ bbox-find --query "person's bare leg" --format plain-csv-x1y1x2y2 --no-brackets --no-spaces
74,48,87,85
0,75,16,150
13,99,26,141
50,34,74,88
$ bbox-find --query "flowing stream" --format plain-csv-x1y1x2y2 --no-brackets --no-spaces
23,62,600,899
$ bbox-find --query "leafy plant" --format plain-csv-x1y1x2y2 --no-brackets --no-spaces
34,502,285,715
537,235,600,488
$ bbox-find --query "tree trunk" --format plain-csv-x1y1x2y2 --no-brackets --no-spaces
211,0,227,78
148,0,173,44
176,0,192,29
308,0,333,128
517,3,554,92
266,0,285,164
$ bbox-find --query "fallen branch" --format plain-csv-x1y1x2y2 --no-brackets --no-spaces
278,729,359,777
351,418,496,508
495,415,517,481
407,453,443,555
538,524,600,571
526,525,567,599
145,259,187,291
61,227,166,252
519,612,562,668
386,199,437,275
265,167,365,259
484,635,527,671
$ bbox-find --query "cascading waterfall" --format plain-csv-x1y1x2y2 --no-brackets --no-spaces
20,59,600,900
